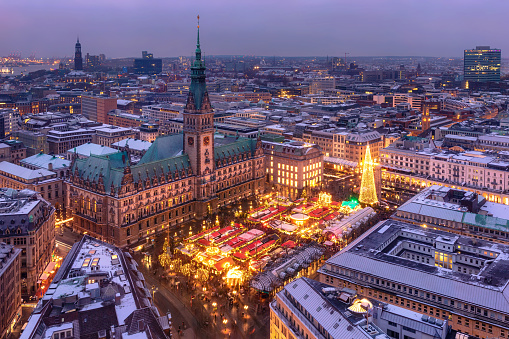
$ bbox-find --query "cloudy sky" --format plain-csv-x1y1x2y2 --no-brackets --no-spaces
0,0,506,58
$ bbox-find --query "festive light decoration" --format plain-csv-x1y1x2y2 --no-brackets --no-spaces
225,266,246,287
318,192,332,205
359,145,378,205
226,266,243,280
158,237,172,268
206,245,220,256
181,263,195,277
168,258,182,271
196,267,209,283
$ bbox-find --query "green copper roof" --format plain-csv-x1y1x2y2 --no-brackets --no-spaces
138,134,184,165
186,19,209,112
214,137,257,161
73,149,192,194
72,152,128,194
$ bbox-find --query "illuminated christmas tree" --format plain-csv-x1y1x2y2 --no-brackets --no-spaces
158,237,171,268
359,145,378,205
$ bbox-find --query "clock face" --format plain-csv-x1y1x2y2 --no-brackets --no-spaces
188,137,194,146
203,136,210,146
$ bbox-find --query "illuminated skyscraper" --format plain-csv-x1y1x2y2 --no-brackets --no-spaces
74,37,83,71
464,46,501,82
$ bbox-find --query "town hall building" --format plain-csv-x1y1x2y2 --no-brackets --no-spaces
66,24,265,247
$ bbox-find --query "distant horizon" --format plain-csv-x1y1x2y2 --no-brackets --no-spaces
0,1,506,59
2,54,483,60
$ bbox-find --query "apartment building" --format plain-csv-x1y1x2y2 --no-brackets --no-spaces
380,136,509,206
0,243,21,339
0,188,55,297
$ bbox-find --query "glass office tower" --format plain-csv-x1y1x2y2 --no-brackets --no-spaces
464,46,501,82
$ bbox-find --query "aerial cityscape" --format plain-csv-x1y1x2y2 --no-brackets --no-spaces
0,1,509,339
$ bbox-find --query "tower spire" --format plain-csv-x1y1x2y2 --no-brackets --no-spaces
195,15,201,62
197,15,200,48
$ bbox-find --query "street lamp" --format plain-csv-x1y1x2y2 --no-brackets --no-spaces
243,305,248,310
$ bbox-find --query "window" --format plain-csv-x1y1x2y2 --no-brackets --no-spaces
402,326,416,333
386,329,399,339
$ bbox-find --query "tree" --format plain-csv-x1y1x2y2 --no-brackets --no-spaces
158,237,172,268
359,145,379,205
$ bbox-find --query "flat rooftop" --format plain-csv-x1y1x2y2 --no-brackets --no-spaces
397,185,509,232
324,219,509,313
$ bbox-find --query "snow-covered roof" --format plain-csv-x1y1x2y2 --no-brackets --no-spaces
68,143,118,157
112,138,152,152
0,161,55,181
21,153,71,170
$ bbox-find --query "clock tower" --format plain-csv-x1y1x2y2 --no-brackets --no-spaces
183,16,217,217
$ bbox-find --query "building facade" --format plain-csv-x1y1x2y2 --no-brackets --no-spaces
92,125,136,146
0,242,21,339
319,219,509,339
46,128,95,155
0,189,55,297
263,140,323,199
380,137,509,206
303,129,382,164
0,162,65,219
81,95,117,124
464,46,501,82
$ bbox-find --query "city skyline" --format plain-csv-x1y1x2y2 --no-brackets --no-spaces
0,0,507,58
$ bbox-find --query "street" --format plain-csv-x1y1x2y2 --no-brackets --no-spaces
135,253,271,339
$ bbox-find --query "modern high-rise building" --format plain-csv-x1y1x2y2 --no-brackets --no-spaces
133,50,162,75
464,46,501,82
85,52,101,69
74,38,83,71
81,95,117,123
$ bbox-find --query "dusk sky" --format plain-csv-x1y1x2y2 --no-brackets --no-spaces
1,0,507,59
